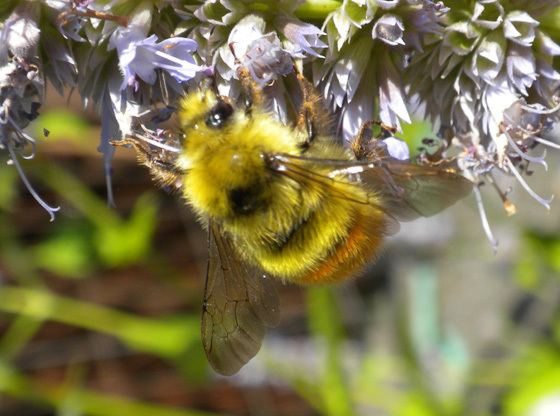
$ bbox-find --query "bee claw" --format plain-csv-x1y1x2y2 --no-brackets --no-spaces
110,137,141,148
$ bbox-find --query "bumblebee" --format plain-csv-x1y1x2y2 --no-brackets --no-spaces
114,68,472,375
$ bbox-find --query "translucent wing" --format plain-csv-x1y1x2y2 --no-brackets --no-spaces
201,222,280,375
358,160,473,221
268,153,472,222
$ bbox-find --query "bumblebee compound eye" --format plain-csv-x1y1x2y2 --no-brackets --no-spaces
205,100,234,128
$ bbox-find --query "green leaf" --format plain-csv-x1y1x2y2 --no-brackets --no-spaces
31,110,93,144
31,228,94,278
29,164,159,268
397,393,437,416
504,347,560,416
515,252,540,290
94,193,158,267
546,241,560,273
0,0,18,21
396,119,439,158
307,286,344,343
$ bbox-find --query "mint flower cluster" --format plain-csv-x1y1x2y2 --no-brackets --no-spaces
1,0,559,245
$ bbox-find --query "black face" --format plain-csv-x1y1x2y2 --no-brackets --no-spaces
228,185,266,215
205,100,234,128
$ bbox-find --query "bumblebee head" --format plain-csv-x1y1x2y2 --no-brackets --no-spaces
176,89,243,167
178,89,234,131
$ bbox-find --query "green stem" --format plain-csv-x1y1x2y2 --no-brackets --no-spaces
0,217,46,357
0,360,219,416
0,315,43,360
295,0,341,20
307,287,355,416
0,287,199,359
540,6,560,43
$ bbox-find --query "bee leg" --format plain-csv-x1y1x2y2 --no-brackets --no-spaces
351,120,397,160
295,72,329,149
237,66,264,117
111,137,183,189
111,137,152,166
351,121,375,160
228,43,264,117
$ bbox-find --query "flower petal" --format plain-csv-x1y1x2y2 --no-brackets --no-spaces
383,136,410,160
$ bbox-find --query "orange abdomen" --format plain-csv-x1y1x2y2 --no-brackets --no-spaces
295,207,387,285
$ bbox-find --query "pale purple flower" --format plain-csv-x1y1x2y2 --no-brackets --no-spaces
316,1,441,142
276,15,327,58
404,1,447,48
383,136,410,160
218,14,295,87
410,1,560,142
471,0,504,30
0,58,60,221
377,0,400,9
0,4,40,63
372,14,405,46
243,33,293,86
470,31,505,83
47,0,88,42
503,11,538,46
193,1,327,122
193,0,246,26
407,0,560,246
110,28,210,91
208,10,323,123
217,14,271,82
2,0,558,248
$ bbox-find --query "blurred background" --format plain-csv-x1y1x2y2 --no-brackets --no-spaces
0,87,560,416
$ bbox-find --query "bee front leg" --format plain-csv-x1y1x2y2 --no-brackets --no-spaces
236,66,264,117
111,137,183,190
295,72,329,150
228,42,264,117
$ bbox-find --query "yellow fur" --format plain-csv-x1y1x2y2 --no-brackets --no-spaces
177,89,385,283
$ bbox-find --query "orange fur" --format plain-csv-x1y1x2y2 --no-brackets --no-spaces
296,205,386,284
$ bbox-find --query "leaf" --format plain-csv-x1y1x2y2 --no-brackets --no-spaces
31,228,94,278
94,193,158,267
504,347,560,416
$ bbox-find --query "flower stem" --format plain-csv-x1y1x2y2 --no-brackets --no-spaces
540,6,560,42
295,0,341,20
307,287,355,416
